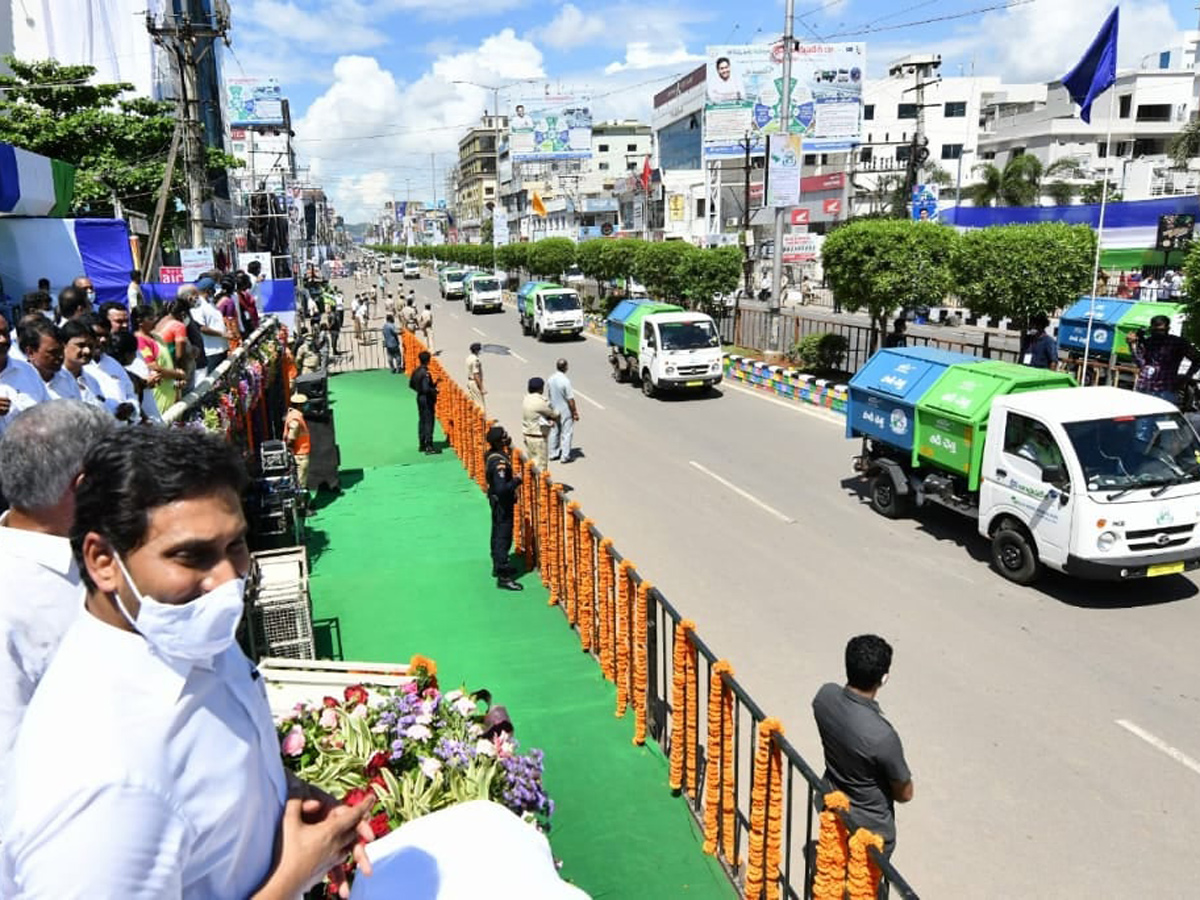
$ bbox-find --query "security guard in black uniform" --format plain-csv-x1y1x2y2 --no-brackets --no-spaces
485,425,523,591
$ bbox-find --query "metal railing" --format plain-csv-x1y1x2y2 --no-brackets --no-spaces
397,328,920,899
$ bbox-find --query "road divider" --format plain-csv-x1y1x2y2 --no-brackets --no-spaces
724,354,848,416
397,325,918,900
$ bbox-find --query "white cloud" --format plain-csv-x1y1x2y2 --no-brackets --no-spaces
528,3,607,50
294,32,547,220
377,0,528,20
871,0,1180,84
242,0,387,52
605,41,704,75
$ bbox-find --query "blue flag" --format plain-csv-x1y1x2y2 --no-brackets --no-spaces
1061,7,1119,123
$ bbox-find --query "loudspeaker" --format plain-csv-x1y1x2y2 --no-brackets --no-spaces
294,369,328,415
305,409,340,491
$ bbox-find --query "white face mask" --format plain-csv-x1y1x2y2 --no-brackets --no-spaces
86,289,96,304
114,554,246,664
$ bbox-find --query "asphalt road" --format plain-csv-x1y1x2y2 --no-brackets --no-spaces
350,271,1200,897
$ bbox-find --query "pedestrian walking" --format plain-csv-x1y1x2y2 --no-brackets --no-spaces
484,425,523,592
418,303,434,352
466,341,486,410
400,300,418,334
284,392,312,499
547,358,579,464
812,634,913,856
352,295,366,345
1127,314,1200,405
410,350,440,454
1020,313,1058,370
383,314,402,373
520,377,559,470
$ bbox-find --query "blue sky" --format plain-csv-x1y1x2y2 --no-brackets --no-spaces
227,0,1198,220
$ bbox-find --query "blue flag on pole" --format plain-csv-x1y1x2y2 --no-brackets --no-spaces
1061,7,1119,123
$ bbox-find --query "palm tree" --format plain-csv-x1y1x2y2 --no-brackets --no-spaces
968,162,1003,206
967,156,1084,207
1168,116,1200,168
1041,158,1086,207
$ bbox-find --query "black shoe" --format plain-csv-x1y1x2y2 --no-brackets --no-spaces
425,447,443,455
497,578,524,591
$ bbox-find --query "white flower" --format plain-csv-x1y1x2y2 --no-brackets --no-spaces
350,704,369,719
419,699,437,716
467,723,483,739
420,756,443,779
405,723,432,741
414,713,433,726
454,697,477,717
475,739,497,758
444,689,464,703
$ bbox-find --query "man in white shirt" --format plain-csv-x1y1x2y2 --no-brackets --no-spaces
709,56,746,103
0,314,51,437
547,358,579,464
0,400,112,811
81,318,139,424
187,282,229,372
19,318,78,401
60,319,103,406
1,428,376,897
126,269,145,307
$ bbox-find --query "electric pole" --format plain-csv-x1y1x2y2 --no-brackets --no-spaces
147,6,231,249
741,131,757,298
770,0,796,317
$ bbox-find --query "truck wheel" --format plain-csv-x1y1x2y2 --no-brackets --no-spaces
991,523,1041,584
534,325,543,342
521,319,531,336
641,371,656,398
611,363,627,384
869,473,909,519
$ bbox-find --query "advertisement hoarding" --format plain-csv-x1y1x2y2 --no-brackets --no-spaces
179,247,213,282
766,134,803,208
704,42,865,158
781,233,820,263
226,77,286,128
509,95,592,162
911,184,939,222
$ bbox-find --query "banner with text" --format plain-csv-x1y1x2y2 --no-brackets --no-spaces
781,233,820,263
510,95,593,162
704,42,865,159
767,134,803,207
226,77,286,128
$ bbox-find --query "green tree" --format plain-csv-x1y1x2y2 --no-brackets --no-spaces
525,238,575,278
480,217,494,244
602,239,642,293
1169,117,1200,169
968,156,1084,207
821,219,958,351
678,246,742,319
952,223,1095,331
0,56,240,234
633,241,697,303
1078,180,1123,204
575,239,610,299
1179,238,1200,344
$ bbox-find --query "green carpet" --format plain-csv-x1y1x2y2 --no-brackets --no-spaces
306,370,733,900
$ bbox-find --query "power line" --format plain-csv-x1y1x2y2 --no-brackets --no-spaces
823,0,1036,38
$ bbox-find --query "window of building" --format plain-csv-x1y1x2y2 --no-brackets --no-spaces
1097,142,1108,158
896,145,911,163
598,143,609,152
1136,104,1172,122
1118,94,1131,118
944,101,967,118
1011,146,1025,158
598,162,610,170
897,103,918,119
627,143,638,151
1134,137,1166,156
982,150,996,160
626,160,637,170
804,154,817,165
1115,140,1130,156
941,143,963,160
864,104,875,120
484,185,494,196
1160,50,1171,70
859,146,873,163
696,198,706,219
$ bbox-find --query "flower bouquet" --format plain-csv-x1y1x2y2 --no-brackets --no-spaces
275,656,553,895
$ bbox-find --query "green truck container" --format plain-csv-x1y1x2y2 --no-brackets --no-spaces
1110,301,1188,357
913,361,1076,490
605,300,683,353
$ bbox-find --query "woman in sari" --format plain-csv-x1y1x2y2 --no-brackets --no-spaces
132,304,186,413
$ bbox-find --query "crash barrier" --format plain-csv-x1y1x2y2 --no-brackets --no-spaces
163,316,293,457
326,327,394,374
396,327,919,900
724,356,849,415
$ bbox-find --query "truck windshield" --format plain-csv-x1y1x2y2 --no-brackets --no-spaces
1064,413,1200,492
659,320,719,350
448,272,467,283
543,293,580,312
472,279,499,292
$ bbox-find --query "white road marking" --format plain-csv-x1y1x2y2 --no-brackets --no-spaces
688,460,795,524
574,389,606,411
1115,719,1200,777
471,326,487,337
508,350,529,363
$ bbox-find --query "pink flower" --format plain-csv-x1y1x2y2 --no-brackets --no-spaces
281,725,306,757
319,707,338,730
401,681,419,695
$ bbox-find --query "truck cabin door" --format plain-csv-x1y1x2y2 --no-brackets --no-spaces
985,410,1074,560
641,321,658,374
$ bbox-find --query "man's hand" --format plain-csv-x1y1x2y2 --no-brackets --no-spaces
0,395,10,416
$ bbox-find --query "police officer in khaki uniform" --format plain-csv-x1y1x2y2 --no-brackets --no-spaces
521,376,559,470
466,341,486,411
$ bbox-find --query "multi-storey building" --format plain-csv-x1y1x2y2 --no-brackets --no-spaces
454,116,505,243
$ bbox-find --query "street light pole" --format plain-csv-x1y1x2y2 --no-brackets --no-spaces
770,0,796,317
954,148,974,208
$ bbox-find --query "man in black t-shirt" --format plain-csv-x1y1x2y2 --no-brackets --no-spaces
409,350,440,454
812,634,913,854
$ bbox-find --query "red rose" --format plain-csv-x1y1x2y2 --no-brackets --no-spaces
365,751,389,778
343,787,372,808
369,812,392,838
322,696,339,708
370,775,387,790
344,685,368,706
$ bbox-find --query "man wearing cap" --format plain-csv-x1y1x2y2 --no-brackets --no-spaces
484,425,523,591
521,377,559,471
285,393,312,496
466,342,485,410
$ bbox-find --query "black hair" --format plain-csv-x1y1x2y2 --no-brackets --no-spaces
470,342,482,353
716,56,731,68
247,260,262,276
1031,313,1050,331
236,272,252,292
1150,314,1171,329
58,285,89,319
109,329,138,362
845,634,893,691
129,269,141,282
893,317,906,330
17,317,60,354
70,428,249,590
21,290,51,311
168,297,192,320
131,304,157,330
61,318,94,343
36,277,50,291
97,301,127,322
418,350,431,364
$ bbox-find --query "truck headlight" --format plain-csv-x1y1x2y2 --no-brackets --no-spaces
710,361,721,372
1097,531,1118,552
665,365,675,375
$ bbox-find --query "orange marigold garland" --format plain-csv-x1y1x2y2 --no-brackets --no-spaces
615,560,632,716
744,717,784,900
846,828,885,900
632,579,649,746
549,485,565,606
597,539,615,681
564,503,580,625
764,722,783,900
683,624,700,800
578,520,595,652
702,660,731,855
669,619,689,791
812,791,851,900
538,473,552,589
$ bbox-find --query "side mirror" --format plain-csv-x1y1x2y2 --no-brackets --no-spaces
1041,463,1064,485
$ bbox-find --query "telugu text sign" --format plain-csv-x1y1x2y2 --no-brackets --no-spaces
704,42,865,158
